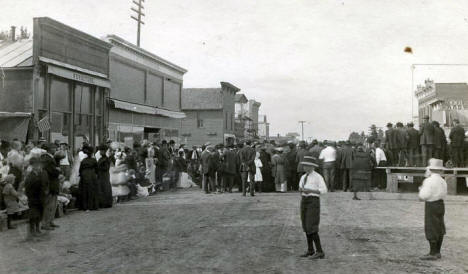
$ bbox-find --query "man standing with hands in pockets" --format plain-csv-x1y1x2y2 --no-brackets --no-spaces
299,156,328,259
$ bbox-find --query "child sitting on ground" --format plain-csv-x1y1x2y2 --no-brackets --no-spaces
2,174,20,229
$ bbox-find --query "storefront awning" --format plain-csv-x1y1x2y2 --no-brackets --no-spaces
109,99,186,119
0,112,31,142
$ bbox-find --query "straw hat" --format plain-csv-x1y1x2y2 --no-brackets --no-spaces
426,158,445,171
300,156,319,167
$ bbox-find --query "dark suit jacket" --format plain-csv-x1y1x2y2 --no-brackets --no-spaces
420,122,435,145
222,149,238,175
238,146,256,173
449,125,465,147
285,148,297,172
433,127,447,149
385,128,396,149
394,128,408,149
201,150,211,175
340,146,354,169
407,128,420,149
40,153,60,195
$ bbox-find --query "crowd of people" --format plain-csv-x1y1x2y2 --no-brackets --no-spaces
383,117,466,168
0,138,194,238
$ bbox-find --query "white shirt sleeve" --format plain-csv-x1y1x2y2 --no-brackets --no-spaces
319,150,324,160
317,173,328,194
418,178,432,201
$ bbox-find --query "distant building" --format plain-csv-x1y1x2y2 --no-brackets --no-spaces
181,82,240,146
234,93,249,140
246,100,261,139
103,35,187,146
258,114,270,141
415,79,468,129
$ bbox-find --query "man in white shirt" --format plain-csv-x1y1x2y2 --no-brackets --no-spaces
298,156,327,259
319,141,337,191
418,158,447,261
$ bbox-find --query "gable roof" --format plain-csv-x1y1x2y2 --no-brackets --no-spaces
0,39,33,67
182,88,223,110
235,93,248,103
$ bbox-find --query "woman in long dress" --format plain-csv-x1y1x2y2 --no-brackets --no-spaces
97,145,113,208
78,146,99,211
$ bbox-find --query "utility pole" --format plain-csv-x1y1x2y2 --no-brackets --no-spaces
298,121,307,141
131,0,145,47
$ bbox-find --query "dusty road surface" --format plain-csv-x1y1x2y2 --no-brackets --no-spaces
1,189,468,274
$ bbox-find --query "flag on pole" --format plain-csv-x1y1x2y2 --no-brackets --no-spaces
37,115,50,132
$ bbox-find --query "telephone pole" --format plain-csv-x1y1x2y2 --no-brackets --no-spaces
131,0,145,47
298,121,307,141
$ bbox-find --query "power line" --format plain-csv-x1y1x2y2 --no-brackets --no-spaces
130,0,145,47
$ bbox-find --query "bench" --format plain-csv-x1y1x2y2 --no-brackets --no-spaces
377,167,468,195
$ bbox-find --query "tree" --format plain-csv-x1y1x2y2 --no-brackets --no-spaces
348,131,365,144
367,124,378,144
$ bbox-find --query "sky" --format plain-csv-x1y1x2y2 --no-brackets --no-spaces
3,0,468,140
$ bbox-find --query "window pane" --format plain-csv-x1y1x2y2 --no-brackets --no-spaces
50,112,70,144
75,84,92,114
95,88,102,115
74,114,91,146
95,116,102,145
50,78,70,112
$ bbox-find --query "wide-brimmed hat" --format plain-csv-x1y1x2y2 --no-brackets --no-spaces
300,156,319,167
426,158,445,171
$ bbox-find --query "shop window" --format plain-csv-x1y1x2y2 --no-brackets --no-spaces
95,88,103,115
50,112,71,144
75,84,92,114
74,113,92,148
50,78,71,112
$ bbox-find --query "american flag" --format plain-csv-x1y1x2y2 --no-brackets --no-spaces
37,115,50,132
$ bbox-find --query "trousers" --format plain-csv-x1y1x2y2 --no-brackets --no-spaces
421,145,433,166
322,162,336,191
42,194,57,227
241,171,255,196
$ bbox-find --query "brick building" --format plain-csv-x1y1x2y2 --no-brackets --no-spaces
181,82,240,146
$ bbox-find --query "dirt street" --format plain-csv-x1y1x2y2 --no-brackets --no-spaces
1,190,468,274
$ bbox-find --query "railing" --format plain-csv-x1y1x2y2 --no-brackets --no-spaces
377,166,468,195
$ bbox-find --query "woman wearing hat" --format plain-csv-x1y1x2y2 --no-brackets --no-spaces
418,158,447,260
97,144,113,208
298,156,328,259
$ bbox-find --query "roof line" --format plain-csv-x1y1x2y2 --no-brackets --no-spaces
105,34,187,73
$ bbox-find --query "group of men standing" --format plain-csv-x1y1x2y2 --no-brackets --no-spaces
384,117,466,167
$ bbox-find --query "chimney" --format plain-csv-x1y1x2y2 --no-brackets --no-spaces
10,26,16,42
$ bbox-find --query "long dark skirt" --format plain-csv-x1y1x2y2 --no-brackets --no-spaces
425,200,446,241
98,171,113,208
28,204,43,223
351,170,371,192
79,181,99,211
300,196,320,234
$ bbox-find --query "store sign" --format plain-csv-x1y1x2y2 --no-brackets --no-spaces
48,64,111,88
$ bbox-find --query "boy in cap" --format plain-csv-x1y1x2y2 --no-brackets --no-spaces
419,158,447,260
298,156,328,259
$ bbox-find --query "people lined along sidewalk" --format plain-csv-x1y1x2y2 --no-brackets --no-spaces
0,138,197,237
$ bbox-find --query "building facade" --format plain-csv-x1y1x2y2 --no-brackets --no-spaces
0,17,111,151
181,82,239,147
258,114,270,141
246,99,261,139
415,79,468,129
103,35,186,146
234,93,249,140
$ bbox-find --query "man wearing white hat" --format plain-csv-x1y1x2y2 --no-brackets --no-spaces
418,158,447,260
298,156,328,259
